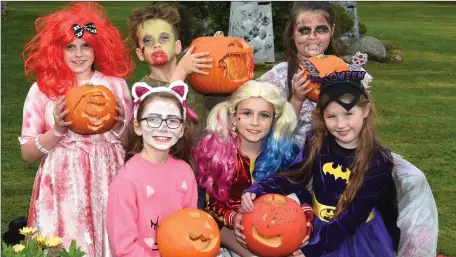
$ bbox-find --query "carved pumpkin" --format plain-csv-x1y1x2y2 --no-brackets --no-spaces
242,194,307,257
299,54,349,102
157,208,220,257
64,83,117,134
187,32,255,94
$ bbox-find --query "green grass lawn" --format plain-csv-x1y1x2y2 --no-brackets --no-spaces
356,2,456,255
2,1,456,255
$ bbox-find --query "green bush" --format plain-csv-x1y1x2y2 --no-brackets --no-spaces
331,3,354,39
358,21,367,36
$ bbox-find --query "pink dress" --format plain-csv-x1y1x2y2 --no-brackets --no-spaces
19,71,133,257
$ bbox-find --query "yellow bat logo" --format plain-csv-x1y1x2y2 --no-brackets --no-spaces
320,208,335,222
322,162,351,182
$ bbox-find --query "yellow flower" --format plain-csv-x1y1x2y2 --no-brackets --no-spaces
12,244,25,253
34,234,47,246
45,235,64,248
19,226,38,237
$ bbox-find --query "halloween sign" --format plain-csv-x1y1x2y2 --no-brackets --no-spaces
157,208,220,257
187,31,255,94
64,83,117,134
242,194,307,257
298,54,349,102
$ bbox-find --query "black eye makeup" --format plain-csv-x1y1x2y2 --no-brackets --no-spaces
316,25,330,33
159,33,170,44
296,25,330,36
297,26,311,35
142,35,153,46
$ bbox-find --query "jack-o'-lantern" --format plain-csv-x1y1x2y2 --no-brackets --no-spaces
299,54,349,102
187,31,255,94
157,208,220,257
64,83,117,134
242,194,307,257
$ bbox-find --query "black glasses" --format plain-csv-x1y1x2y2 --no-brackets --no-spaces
140,117,183,129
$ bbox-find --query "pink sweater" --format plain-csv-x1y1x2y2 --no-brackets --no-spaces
106,154,197,257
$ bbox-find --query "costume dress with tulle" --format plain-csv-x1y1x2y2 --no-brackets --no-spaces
257,62,438,257
245,135,396,257
19,71,133,257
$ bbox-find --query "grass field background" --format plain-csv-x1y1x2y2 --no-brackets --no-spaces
2,2,455,255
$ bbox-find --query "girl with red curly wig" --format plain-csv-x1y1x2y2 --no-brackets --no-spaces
19,2,135,256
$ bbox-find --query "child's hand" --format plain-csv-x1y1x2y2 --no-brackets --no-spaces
301,235,310,245
291,69,312,102
111,97,125,134
53,96,72,135
234,213,247,248
179,46,213,75
289,249,306,257
288,235,309,257
241,192,256,213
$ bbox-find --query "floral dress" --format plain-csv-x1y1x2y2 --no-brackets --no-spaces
19,71,133,257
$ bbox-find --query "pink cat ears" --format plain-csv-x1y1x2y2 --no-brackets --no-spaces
132,80,199,121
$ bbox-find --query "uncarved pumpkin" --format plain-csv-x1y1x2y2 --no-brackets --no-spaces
157,208,220,257
298,54,349,102
64,83,117,134
242,194,307,257
187,32,255,94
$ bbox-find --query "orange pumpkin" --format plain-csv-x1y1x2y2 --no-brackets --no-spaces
157,208,220,257
64,83,117,134
187,32,255,94
299,54,349,102
242,194,307,257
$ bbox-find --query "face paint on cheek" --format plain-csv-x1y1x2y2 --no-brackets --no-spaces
140,99,183,151
142,125,182,151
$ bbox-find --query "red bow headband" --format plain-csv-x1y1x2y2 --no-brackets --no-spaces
132,80,199,121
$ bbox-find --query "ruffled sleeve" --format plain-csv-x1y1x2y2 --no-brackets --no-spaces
19,83,51,145
256,62,290,99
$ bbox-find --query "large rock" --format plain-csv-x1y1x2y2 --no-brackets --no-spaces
346,36,387,62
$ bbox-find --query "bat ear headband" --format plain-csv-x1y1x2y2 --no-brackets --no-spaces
132,80,199,121
311,71,369,112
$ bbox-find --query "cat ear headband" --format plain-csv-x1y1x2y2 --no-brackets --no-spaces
132,80,199,120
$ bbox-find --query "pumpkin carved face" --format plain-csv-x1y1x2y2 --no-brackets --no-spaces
64,84,117,134
187,33,255,94
299,54,349,102
157,208,220,257
242,194,307,257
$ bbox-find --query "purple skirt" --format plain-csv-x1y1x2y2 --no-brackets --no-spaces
313,209,394,257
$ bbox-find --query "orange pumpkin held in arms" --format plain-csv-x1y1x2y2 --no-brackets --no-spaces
242,194,307,257
64,83,117,135
157,208,221,257
299,54,349,102
187,31,255,94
